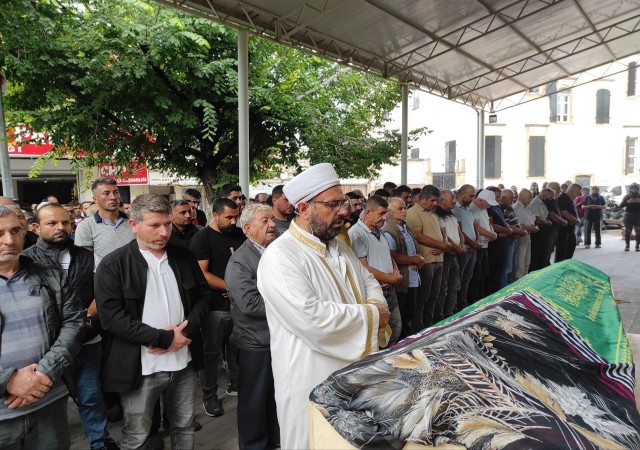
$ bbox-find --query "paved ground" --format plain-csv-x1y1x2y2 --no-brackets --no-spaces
68,227,640,449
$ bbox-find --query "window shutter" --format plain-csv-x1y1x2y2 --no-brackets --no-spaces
596,89,610,124
485,136,495,178
548,82,557,122
529,136,545,177
495,136,502,178
628,62,637,97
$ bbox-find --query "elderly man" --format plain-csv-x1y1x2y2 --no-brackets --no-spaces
95,194,209,450
349,196,403,345
406,185,451,331
555,183,582,262
225,204,279,450
435,189,466,319
0,206,85,449
512,189,539,279
383,198,425,338
257,163,390,449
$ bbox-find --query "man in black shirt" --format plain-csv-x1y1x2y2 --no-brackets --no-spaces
190,199,246,417
555,184,581,262
542,182,567,266
169,200,199,249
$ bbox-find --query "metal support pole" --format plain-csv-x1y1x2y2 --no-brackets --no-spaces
400,85,408,185
476,109,485,189
0,88,14,199
238,30,250,197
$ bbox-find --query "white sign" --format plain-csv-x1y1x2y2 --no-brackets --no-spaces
148,170,200,186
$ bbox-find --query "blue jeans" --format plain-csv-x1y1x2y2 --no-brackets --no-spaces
73,341,111,449
0,395,70,449
120,366,197,450
500,239,517,289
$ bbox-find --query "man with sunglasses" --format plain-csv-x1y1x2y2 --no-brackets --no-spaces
257,163,390,450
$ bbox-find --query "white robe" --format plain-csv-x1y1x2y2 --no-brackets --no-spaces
257,220,386,449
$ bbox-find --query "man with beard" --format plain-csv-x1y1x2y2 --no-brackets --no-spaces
0,206,85,449
271,185,293,237
168,200,199,249
225,204,280,449
257,163,390,450
452,185,481,312
95,194,209,450
190,199,246,416
75,178,134,267
555,183,581,262
22,204,118,450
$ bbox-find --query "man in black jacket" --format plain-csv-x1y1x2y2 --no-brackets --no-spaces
95,194,209,450
23,203,117,450
225,203,279,449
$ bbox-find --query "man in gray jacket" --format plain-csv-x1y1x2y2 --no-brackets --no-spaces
0,205,85,449
225,203,279,450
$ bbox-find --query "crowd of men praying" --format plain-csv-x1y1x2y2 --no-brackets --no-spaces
1,171,636,450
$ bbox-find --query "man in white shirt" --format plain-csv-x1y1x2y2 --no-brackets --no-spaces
512,189,539,279
95,194,209,450
257,163,390,450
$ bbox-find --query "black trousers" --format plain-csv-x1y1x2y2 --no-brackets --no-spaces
467,248,488,304
486,239,507,296
585,217,601,246
237,348,280,450
396,287,417,339
555,226,576,262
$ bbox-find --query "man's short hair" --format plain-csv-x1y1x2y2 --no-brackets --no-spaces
457,184,476,196
271,184,285,199
394,185,411,196
170,199,191,208
91,177,117,192
373,189,390,198
184,188,202,199
219,183,242,198
411,187,421,197
238,203,272,231
213,198,239,215
420,185,441,199
130,194,172,222
5,204,26,220
568,183,582,192
34,203,69,224
345,191,361,200
383,181,397,190
365,195,388,211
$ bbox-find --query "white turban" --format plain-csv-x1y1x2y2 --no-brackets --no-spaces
283,163,340,206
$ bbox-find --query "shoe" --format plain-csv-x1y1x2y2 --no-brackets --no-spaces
636,246,640,252
226,384,238,396
595,245,601,248
203,392,224,417
584,245,590,249
96,438,120,450
625,245,630,251
145,434,164,450
194,420,203,432
106,403,123,422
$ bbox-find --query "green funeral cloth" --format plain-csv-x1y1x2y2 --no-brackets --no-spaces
440,260,630,364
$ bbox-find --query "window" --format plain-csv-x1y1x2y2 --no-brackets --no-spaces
410,148,420,159
628,62,637,97
575,175,591,187
595,89,610,124
626,137,638,175
484,136,501,178
556,91,570,122
412,92,420,110
529,136,545,177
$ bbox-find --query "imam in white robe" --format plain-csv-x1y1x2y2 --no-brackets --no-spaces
257,220,386,450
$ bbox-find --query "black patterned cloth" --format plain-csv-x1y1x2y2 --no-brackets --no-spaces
311,291,640,449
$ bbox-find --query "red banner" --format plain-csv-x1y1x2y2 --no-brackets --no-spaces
98,162,149,186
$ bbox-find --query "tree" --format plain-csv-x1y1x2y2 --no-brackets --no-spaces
1,0,405,199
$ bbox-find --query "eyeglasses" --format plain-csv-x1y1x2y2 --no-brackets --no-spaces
309,200,350,211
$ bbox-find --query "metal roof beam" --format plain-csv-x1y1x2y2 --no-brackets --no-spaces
449,13,640,99
570,0,617,61
386,0,564,69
